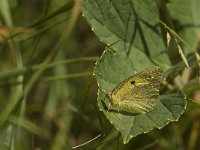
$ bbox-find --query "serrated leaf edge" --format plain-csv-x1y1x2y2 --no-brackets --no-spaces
97,90,187,144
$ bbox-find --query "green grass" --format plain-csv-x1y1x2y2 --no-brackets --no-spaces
0,0,200,149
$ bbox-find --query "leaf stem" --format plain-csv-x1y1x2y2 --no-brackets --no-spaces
43,72,93,81
0,56,98,80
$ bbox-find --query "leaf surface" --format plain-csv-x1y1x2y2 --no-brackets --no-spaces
95,49,186,144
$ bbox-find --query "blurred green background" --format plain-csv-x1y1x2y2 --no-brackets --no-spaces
0,0,200,150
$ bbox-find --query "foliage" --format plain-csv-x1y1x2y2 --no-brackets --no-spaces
0,0,200,150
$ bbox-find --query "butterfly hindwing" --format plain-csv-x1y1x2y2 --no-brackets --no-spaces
108,66,163,113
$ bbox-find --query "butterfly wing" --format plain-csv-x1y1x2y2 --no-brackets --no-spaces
109,66,163,113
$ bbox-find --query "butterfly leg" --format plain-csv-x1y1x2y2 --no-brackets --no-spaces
118,101,120,114
117,101,121,118
107,102,111,112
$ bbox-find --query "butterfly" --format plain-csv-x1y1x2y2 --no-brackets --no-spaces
106,66,163,114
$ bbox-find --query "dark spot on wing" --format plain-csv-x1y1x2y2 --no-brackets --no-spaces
131,81,135,84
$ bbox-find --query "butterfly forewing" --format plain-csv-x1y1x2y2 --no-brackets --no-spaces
108,66,163,113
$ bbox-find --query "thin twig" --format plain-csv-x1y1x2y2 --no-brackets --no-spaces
72,134,101,149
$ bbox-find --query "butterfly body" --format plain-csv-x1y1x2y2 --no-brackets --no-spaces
107,66,163,114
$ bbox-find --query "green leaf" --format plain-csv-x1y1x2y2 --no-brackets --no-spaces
95,49,154,93
0,0,13,26
98,90,186,144
167,0,200,55
83,0,187,144
82,0,170,68
94,49,187,144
